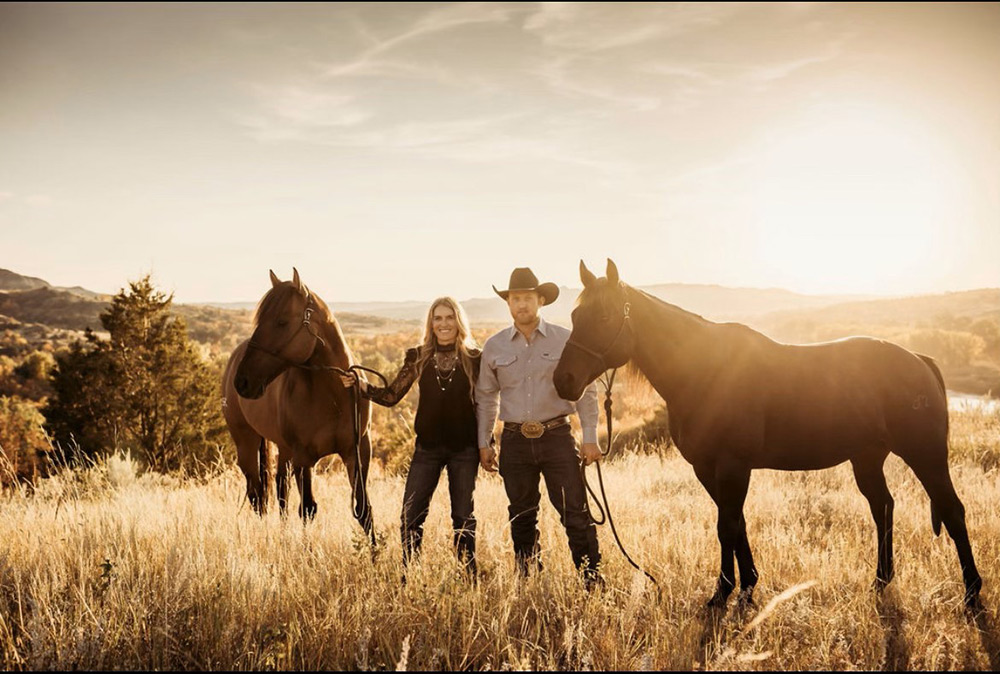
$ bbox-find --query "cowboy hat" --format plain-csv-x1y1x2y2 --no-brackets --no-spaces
492,267,559,305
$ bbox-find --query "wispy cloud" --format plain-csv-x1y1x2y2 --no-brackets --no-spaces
742,35,850,85
534,55,662,112
323,3,518,79
233,1,851,177
523,3,740,51
522,4,746,113
422,130,633,175
325,113,524,150
236,84,370,142
237,4,521,147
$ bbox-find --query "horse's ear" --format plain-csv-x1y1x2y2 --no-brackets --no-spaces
580,260,597,288
269,269,281,288
606,258,620,286
292,267,302,292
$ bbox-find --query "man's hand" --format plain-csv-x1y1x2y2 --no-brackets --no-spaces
580,442,602,466
479,446,498,473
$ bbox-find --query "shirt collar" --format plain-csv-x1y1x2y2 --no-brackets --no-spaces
508,316,548,341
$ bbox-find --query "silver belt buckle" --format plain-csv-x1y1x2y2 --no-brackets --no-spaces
520,420,544,439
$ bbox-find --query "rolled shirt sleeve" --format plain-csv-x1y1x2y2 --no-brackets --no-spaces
575,379,599,445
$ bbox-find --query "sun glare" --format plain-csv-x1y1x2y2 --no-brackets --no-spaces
751,104,960,294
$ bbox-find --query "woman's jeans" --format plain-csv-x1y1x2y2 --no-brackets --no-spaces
400,443,478,573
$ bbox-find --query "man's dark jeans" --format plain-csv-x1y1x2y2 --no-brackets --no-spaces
400,443,478,573
498,424,600,579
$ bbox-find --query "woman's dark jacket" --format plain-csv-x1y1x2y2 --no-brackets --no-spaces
364,346,481,450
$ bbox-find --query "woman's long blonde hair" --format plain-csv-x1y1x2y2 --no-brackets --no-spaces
416,297,479,398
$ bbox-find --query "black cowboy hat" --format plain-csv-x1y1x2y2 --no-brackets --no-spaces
492,267,559,305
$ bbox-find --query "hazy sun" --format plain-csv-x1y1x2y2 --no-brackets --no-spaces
751,103,960,295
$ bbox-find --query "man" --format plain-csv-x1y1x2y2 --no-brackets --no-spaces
476,267,603,588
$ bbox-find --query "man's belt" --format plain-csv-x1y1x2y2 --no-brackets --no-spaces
503,415,571,439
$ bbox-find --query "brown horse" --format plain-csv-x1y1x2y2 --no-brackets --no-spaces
221,268,375,542
554,259,982,609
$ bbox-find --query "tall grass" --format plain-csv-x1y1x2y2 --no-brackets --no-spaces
0,408,998,670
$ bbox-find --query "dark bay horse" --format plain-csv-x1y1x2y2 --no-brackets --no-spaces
221,269,375,542
554,259,982,609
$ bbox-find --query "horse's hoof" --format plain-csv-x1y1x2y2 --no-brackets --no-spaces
873,577,891,593
705,593,729,610
965,596,984,617
964,579,983,614
737,590,756,608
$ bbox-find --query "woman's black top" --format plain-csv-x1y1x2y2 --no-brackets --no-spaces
364,345,481,450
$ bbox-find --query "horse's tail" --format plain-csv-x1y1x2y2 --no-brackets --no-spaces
919,353,946,537
919,353,946,396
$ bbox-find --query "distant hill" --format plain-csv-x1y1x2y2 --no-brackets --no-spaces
0,286,104,331
3,267,998,394
203,283,870,326
746,289,1000,351
756,288,1000,331
0,268,421,352
0,269,49,292
0,268,110,300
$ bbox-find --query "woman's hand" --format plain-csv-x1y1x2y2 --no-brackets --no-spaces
339,372,357,388
479,446,498,473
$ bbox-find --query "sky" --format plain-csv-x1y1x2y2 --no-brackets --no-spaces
1,2,998,304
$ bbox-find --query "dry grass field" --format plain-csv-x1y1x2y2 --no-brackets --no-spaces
0,404,998,670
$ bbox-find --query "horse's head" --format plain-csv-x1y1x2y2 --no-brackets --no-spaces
234,268,324,399
554,258,635,401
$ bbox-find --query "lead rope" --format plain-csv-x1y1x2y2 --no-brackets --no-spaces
343,365,387,523
582,368,660,588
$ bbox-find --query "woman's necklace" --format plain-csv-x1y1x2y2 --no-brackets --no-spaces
434,350,458,391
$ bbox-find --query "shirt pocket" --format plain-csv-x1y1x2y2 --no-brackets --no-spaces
493,354,518,388
538,351,562,378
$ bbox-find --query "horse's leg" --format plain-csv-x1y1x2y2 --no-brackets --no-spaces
294,465,317,521
851,454,894,590
734,513,758,604
257,438,270,513
233,428,267,516
275,450,291,518
906,453,982,607
694,462,758,604
704,460,752,608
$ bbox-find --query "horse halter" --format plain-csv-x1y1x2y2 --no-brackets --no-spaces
247,297,327,368
565,300,632,373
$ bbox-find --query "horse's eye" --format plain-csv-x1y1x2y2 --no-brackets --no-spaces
277,319,289,327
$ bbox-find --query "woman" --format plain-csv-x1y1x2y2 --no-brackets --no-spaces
343,297,481,578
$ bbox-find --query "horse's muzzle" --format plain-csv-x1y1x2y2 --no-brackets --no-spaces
554,371,583,402
235,374,266,400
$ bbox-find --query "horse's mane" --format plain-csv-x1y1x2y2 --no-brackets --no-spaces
576,280,711,324
253,283,333,326
252,285,292,329
252,284,348,354
631,286,711,325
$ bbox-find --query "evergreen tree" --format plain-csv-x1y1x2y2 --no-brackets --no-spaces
45,276,223,471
